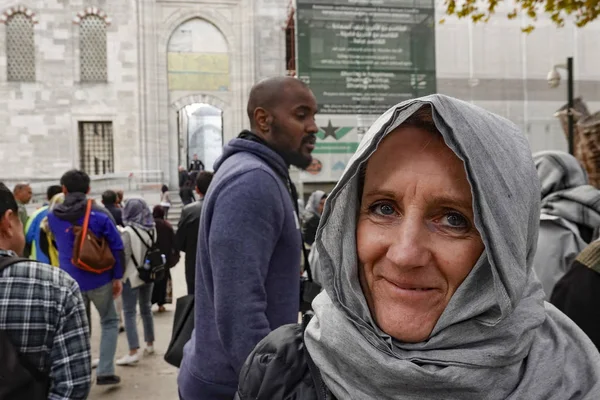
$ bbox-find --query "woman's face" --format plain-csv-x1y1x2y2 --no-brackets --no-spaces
357,126,484,343
318,197,326,215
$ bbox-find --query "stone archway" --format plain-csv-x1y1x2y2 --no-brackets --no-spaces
170,93,229,172
163,16,235,187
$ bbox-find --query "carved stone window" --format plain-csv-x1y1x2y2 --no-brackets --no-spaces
79,15,107,82
5,12,35,81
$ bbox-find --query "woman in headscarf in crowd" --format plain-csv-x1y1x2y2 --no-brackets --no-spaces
40,192,65,267
151,205,179,312
532,151,600,299
116,198,157,366
236,95,600,399
302,190,327,245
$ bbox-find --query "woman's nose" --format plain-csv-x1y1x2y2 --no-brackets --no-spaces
385,212,432,270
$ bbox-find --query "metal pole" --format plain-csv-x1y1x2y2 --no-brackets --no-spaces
567,57,574,155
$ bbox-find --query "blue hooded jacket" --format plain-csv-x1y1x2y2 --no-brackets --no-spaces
178,134,302,399
48,193,124,292
25,205,51,264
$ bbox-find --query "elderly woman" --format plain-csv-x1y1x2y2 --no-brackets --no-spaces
236,95,600,399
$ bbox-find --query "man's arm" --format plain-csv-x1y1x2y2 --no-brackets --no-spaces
48,279,91,400
208,169,285,375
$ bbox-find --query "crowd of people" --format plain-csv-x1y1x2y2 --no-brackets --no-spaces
3,75,600,399
0,167,214,398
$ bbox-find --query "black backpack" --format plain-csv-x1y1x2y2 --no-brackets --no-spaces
0,256,50,400
129,228,166,283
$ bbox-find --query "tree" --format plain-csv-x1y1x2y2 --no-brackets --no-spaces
442,0,600,32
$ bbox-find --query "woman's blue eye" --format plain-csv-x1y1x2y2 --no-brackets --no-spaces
443,213,468,229
372,203,395,216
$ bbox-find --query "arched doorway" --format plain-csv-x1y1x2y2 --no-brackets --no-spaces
178,103,223,171
167,18,230,172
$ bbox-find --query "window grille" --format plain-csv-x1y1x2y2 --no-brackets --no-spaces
80,15,107,82
6,13,35,81
79,122,114,175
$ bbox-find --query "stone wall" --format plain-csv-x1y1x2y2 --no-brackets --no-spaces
0,0,140,180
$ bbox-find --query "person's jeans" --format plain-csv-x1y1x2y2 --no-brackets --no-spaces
115,295,124,327
122,280,155,350
82,282,119,377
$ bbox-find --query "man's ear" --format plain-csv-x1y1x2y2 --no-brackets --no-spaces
0,210,15,237
62,185,68,194
86,187,91,195
254,108,271,133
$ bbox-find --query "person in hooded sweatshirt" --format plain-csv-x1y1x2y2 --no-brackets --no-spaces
48,169,124,386
236,95,600,400
532,151,600,299
177,76,318,400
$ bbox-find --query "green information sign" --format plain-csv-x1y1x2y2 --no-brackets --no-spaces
296,0,436,115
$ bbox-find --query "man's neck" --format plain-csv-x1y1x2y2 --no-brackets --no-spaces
0,248,17,256
239,130,291,169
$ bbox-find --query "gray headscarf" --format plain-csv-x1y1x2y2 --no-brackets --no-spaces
534,150,600,230
304,190,326,220
123,198,155,230
304,95,600,399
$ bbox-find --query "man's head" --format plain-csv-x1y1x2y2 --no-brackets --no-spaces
0,183,25,255
193,154,198,161
178,166,185,172
247,77,319,170
13,183,32,204
60,170,90,195
46,185,62,202
195,171,214,197
102,190,118,207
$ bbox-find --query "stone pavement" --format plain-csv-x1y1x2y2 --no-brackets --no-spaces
88,255,187,399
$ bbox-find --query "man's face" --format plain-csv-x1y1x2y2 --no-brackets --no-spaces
0,210,25,256
15,186,32,204
265,83,319,169
193,154,198,161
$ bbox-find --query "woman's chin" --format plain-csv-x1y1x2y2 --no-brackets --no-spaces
374,307,439,343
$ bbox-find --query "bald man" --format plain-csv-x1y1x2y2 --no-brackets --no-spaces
178,77,319,400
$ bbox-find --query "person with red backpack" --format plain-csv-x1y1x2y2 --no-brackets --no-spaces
47,169,124,386
0,182,91,399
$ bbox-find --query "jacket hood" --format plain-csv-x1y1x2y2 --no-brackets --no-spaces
214,134,289,181
52,192,116,225
52,192,88,223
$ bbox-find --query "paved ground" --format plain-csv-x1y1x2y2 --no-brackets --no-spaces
88,255,187,399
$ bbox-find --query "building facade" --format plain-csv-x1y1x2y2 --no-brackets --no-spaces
1,0,600,189
0,0,288,187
